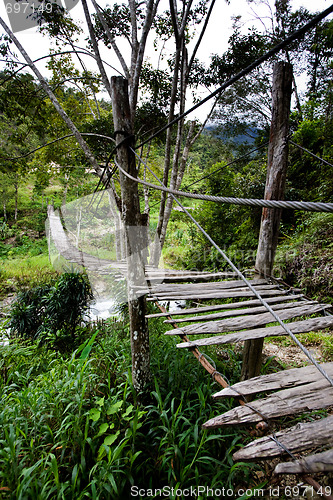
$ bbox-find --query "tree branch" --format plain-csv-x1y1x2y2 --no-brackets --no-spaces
130,0,160,116
80,0,112,99
0,15,104,177
187,0,216,78
92,0,131,80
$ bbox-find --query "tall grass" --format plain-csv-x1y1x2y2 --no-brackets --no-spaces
0,318,260,499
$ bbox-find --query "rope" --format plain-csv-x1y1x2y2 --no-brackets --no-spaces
115,154,333,388
290,140,333,168
135,4,333,150
129,148,333,212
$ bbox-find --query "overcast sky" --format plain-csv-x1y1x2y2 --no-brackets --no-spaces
0,0,331,119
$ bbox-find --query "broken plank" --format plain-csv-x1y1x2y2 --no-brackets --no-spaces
274,449,333,474
146,288,287,301
233,416,333,461
177,315,333,348
213,362,333,399
203,380,333,428
145,294,304,318
163,300,313,324
167,303,330,336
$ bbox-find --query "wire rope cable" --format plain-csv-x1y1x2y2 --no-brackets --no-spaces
115,153,333,388
135,4,333,150
290,140,333,168
129,148,333,212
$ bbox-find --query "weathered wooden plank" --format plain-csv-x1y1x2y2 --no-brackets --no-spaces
274,449,333,474
147,288,287,301
233,416,333,461
146,272,236,282
145,294,304,318
149,284,278,298
203,380,333,428
167,303,330,336
164,300,312,324
148,278,269,293
177,315,333,348
213,362,333,399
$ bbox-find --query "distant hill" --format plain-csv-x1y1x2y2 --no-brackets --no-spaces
204,124,259,145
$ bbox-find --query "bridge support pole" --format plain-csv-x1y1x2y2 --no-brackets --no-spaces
111,76,150,394
241,61,293,381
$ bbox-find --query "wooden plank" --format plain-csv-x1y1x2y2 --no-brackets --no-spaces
213,362,333,399
202,380,333,428
167,303,330,336
145,294,305,318
274,449,333,474
233,416,333,461
146,272,237,282
177,315,333,349
164,300,312,324
148,284,278,298
147,288,287,301
148,278,269,293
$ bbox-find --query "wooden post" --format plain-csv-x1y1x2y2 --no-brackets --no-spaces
111,76,150,393
241,61,293,381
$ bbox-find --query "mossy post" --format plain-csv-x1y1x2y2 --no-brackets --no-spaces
241,61,293,381
111,76,150,393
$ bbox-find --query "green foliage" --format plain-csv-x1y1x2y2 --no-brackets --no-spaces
8,272,93,349
0,319,261,499
274,213,333,303
184,158,266,271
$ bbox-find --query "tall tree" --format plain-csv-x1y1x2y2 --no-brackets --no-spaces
0,0,219,392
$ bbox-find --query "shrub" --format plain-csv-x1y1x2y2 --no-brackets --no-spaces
8,272,93,350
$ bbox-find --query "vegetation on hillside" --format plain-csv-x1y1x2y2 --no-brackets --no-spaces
0,0,332,495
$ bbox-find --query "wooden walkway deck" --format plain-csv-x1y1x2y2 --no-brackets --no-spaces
47,205,333,484
145,271,333,480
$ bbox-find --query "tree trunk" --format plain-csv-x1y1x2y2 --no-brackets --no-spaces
111,76,150,393
241,61,293,381
14,181,18,220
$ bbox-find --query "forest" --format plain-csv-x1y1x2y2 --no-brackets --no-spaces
0,0,333,498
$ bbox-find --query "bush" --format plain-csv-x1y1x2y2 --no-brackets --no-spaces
8,272,93,350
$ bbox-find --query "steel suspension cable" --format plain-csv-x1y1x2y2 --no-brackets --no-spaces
115,153,333,387
290,140,333,168
135,4,333,150
128,149,333,212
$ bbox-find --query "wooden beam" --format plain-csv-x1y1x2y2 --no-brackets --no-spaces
203,380,333,428
164,300,313,324
233,416,333,460
148,278,269,293
148,284,278,297
145,294,305,318
244,61,293,381
274,449,333,474
147,288,287,301
213,362,333,399
177,315,333,348
166,303,330,336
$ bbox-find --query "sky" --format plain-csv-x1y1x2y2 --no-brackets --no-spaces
0,0,331,120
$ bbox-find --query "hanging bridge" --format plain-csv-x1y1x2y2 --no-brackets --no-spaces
47,201,333,490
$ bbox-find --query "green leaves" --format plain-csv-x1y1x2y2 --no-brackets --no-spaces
8,271,93,350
